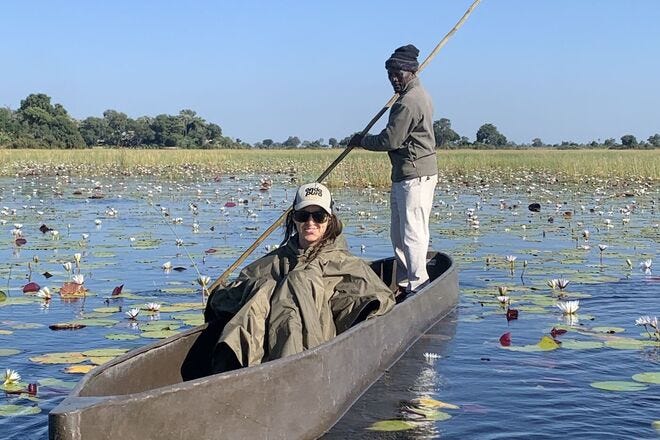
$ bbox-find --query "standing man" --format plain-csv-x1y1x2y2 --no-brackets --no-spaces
349,44,437,298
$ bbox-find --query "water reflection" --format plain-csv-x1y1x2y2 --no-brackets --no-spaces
324,310,458,439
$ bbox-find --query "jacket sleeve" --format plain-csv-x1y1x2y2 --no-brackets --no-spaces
361,101,415,152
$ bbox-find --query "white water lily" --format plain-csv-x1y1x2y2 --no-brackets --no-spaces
125,308,140,319
72,274,84,285
582,229,590,241
162,261,172,271
505,255,517,263
639,259,652,270
73,253,82,265
81,233,89,240
36,287,52,300
557,279,570,290
497,286,508,295
3,369,20,385
635,316,653,326
94,219,102,225
547,279,559,289
626,258,633,269
145,302,161,312
197,275,211,287
598,244,608,252
62,262,73,273
557,300,580,315
497,295,510,305
175,239,184,247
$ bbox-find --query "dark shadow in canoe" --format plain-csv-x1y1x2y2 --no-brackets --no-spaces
180,256,401,381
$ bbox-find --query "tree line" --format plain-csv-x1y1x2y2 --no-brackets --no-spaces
1,94,657,150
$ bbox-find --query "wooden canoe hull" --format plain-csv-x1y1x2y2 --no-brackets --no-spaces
49,252,458,440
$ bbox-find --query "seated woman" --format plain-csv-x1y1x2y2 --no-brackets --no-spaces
204,182,395,374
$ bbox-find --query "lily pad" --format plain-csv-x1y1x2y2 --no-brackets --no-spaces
590,381,648,392
502,336,560,352
141,329,181,339
158,304,200,313
38,378,77,390
0,382,25,392
0,404,41,417
367,420,416,432
604,339,646,350
0,329,13,335
160,287,196,295
70,318,119,327
6,322,45,330
631,372,660,384
0,348,21,356
30,352,86,364
105,333,140,341
87,356,116,365
92,306,122,314
559,340,604,350
141,320,181,331
64,364,95,374
592,326,626,334
82,348,128,357
412,396,460,410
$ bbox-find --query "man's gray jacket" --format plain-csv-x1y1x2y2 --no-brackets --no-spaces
361,77,437,182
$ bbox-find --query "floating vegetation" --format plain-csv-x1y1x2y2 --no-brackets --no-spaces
0,164,657,437
631,372,660,384
590,381,649,392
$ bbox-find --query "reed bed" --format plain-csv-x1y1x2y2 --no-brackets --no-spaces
1,148,657,187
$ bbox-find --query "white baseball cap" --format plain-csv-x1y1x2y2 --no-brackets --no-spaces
293,182,333,214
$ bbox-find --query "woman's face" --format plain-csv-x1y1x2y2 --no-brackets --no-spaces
293,205,329,248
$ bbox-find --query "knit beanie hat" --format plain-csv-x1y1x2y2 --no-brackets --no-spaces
385,44,420,72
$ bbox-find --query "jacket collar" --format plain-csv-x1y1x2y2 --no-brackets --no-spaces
401,76,420,95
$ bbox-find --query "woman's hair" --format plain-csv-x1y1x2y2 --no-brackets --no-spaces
282,208,343,261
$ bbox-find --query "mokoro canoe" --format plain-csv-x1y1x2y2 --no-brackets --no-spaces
49,251,458,440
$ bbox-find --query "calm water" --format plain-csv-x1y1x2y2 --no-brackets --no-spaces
0,174,658,439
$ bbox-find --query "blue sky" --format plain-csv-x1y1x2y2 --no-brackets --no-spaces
2,0,659,145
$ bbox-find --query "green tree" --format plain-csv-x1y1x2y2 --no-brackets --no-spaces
262,139,274,147
531,137,543,148
620,134,637,148
0,107,20,145
282,136,300,148
16,93,85,148
79,117,110,146
648,133,660,147
328,137,338,147
151,114,184,147
476,123,507,147
102,110,130,146
433,118,459,148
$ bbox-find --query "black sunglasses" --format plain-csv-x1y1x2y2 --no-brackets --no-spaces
293,210,329,223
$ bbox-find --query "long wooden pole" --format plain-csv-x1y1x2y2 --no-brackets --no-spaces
209,0,482,292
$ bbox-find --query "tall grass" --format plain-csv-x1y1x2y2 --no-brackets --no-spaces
1,148,657,187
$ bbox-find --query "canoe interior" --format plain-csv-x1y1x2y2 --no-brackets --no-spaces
74,252,451,398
